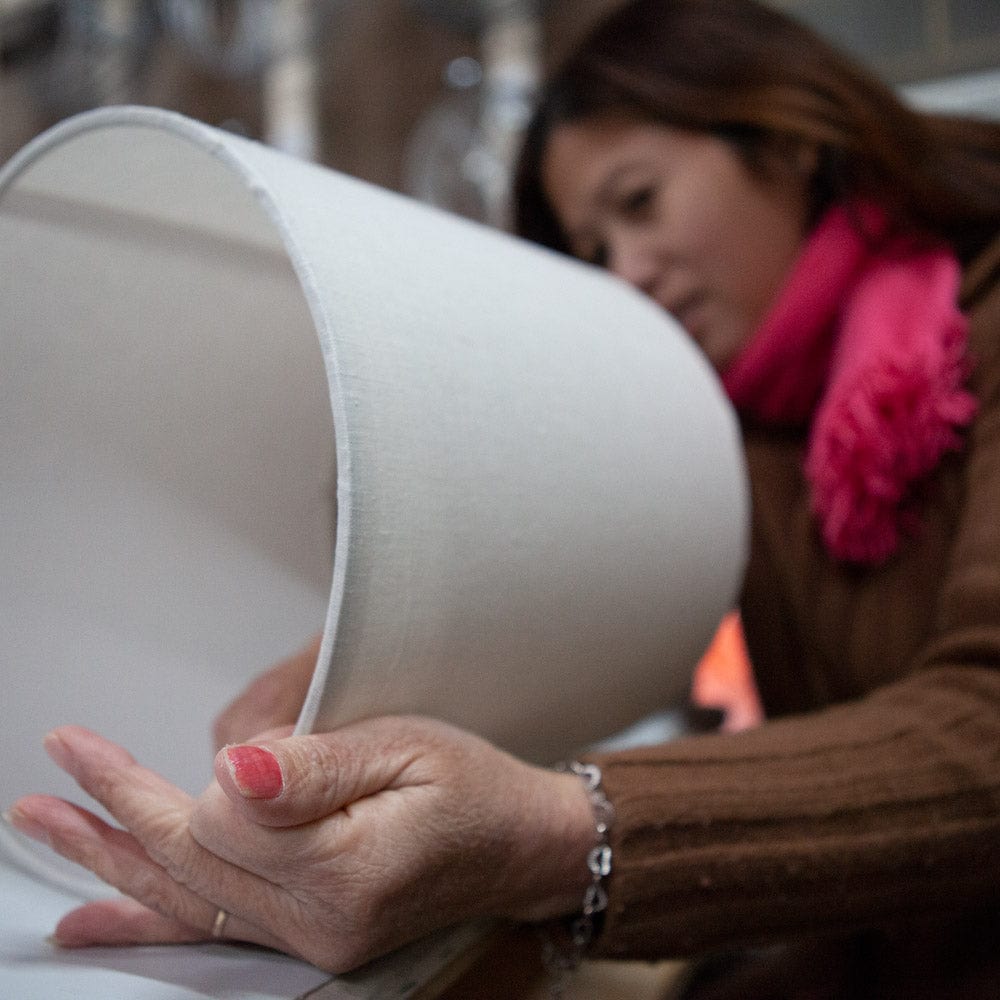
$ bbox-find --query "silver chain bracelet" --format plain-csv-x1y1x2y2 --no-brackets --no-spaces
539,760,614,997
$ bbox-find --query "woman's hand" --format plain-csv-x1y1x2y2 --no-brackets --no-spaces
212,634,321,750
7,720,596,973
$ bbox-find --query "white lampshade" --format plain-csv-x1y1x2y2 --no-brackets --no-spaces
0,106,747,896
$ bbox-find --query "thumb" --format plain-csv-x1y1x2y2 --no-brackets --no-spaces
214,716,438,828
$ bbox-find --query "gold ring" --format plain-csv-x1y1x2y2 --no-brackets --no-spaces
211,908,230,939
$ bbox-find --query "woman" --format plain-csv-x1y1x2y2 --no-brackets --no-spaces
510,2,1000,994
8,1,1000,996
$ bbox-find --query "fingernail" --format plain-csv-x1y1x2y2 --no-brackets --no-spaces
224,745,283,799
3,806,51,846
43,731,71,770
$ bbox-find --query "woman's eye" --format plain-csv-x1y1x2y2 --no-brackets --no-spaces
619,186,654,217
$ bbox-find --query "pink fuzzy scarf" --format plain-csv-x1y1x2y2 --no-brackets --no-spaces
722,202,977,565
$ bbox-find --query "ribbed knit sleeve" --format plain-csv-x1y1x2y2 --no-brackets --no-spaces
584,241,1000,963
587,667,1000,959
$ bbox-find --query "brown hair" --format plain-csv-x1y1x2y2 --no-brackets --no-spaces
514,0,1000,264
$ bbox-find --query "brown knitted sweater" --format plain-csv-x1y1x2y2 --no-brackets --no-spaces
587,237,1000,996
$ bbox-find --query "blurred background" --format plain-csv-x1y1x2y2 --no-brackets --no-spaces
2,0,1000,232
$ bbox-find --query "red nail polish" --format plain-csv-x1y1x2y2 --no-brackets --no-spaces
225,745,283,799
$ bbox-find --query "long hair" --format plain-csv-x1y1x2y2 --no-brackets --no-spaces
514,0,1000,264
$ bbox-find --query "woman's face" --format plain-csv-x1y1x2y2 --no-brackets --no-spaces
541,116,813,370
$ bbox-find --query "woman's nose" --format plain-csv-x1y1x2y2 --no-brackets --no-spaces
607,233,658,295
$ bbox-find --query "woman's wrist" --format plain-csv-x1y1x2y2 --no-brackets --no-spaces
536,762,614,979
501,761,608,923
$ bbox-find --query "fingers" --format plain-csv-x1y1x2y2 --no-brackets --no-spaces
53,897,276,951
7,793,287,954
41,726,207,883
213,715,443,828
8,794,165,888
53,898,207,948
17,727,297,955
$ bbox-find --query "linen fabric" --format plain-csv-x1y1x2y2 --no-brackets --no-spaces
0,104,747,841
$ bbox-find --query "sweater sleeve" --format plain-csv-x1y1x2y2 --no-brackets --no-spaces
584,273,1000,963
586,666,1000,960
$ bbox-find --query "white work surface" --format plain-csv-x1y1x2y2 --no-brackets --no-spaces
0,862,330,999
1,859,497,999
